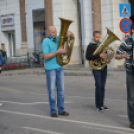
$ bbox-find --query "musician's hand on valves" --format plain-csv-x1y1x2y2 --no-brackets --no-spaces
125,55,130,60
122,54,130,60
57,47,67,54
100,53,107,59
122,54,127,58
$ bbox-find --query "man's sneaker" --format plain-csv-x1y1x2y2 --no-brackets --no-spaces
101,106,109,110
0,103,3,107
58,111,69,116
51,113,58,117
96,107,102,111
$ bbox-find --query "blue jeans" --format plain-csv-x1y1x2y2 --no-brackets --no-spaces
126,71,134,122
92,66,107,108
45,68,65,115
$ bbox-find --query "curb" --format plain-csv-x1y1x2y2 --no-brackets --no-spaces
0,71,45,76
0,70,113,77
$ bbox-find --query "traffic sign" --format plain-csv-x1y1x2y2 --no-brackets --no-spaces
119,3,131,17
119,18,132,33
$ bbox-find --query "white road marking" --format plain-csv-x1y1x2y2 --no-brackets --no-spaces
118,115,127,118
0,109,133,132
31,92,48,96
0,101,71,105
23,127,63,134
82,126,133,134
30,92,127,103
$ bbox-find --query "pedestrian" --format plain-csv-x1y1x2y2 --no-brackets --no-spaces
0,43,7,57
115,23,134,129
0,53,3,107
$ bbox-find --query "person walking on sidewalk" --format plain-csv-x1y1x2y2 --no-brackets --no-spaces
0,53,3,74
115,24,134,129
86,31,111,112
42,26,75,117
0,53,3,107
0,43,7,57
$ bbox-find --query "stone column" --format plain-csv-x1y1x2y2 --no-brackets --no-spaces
19,0,28,55
44,0,53,36
92,0,102,31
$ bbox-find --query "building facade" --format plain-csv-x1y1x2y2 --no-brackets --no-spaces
0,0,45,57
0,0,133,69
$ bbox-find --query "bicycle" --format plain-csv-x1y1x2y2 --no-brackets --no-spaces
29,50,44,67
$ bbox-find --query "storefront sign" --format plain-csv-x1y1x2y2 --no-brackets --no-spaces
1,15,14,26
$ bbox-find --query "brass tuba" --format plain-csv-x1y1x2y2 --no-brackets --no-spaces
89,28,120,70
57,18,75,66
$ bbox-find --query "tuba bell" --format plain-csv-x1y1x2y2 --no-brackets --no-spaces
89,28,120,70
57,18,75,66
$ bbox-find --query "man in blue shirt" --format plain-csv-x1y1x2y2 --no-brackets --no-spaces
0,54,4,106
42,26,74,117
115,24,134,129
0,54,3,74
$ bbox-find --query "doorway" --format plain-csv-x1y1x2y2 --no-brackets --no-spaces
34,26,45,52
8,32,15,56
33,9,45,52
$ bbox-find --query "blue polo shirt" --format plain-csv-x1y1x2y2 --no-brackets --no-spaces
0,54,3,65
42,36,62,70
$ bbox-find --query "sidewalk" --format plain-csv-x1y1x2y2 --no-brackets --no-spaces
0,66,125,77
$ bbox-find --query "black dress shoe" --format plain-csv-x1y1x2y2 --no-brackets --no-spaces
58,111,69,116
51,113,58,117
130,121,134,129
